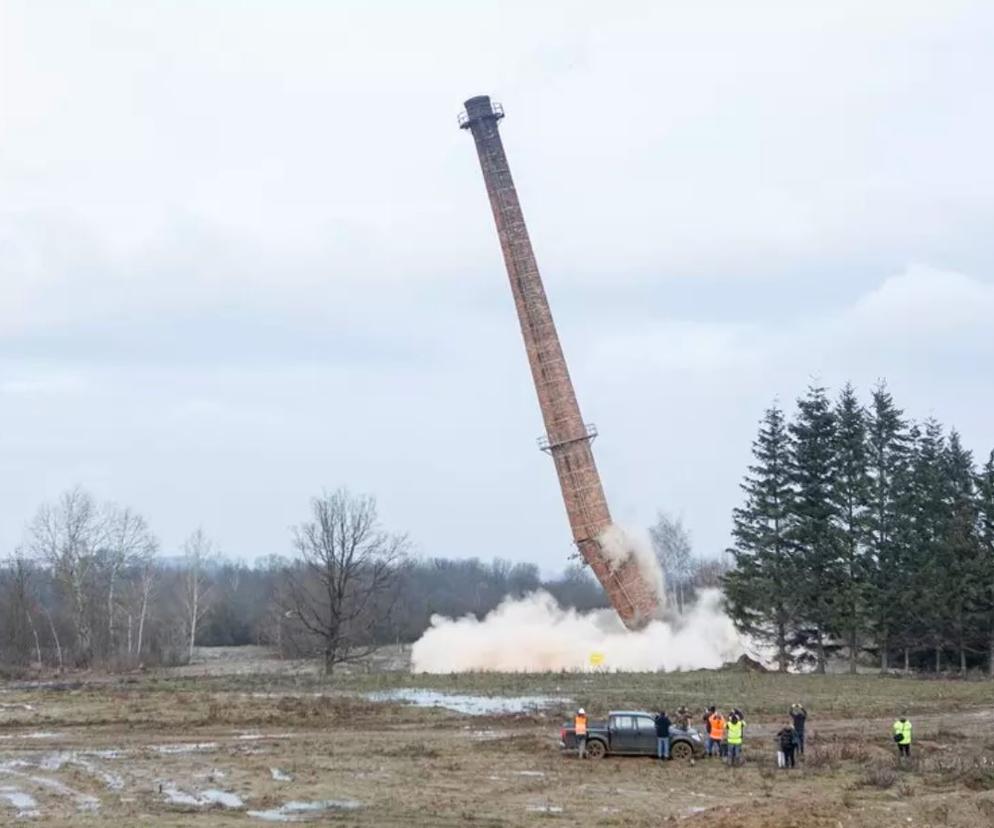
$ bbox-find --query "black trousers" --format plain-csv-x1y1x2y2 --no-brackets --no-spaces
898,743,910,758
783,747,796,767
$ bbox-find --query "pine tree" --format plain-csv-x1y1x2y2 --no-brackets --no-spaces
724,404,796,672
902,419,950,671
831,383,871,674
941,431,979,674
865,383,911,672
976,451,994,676
788,385,840,673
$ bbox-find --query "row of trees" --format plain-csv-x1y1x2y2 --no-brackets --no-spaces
0,487,228,672
0,486,712,674
724,382,994,675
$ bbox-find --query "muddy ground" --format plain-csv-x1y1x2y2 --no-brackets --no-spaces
2,652,994,826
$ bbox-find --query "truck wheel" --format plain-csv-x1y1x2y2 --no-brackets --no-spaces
670,741,693,760
585,740,607,759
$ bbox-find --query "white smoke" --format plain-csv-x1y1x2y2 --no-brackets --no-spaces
596,523,666,612
410,587,746,673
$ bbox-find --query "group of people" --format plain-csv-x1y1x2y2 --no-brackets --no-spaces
773,704,808,768
697,704,758,765
640,704,760,765
653,703,807,768
575,703,914,765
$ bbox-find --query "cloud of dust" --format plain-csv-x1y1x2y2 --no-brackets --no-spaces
596,523,666,612
410,588,746,673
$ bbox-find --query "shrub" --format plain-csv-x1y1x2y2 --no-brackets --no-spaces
954,761,994,791
860,765,898,789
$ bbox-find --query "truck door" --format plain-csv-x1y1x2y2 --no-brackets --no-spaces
634,716,659,754
609,715,639,753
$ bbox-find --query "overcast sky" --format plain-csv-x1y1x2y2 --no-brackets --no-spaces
2,1,992,572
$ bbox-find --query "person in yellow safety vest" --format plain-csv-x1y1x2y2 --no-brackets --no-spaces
575,708,588,759
725,712,745,766
892,711,912,759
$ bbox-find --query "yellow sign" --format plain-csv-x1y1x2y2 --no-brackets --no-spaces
589,652,605,666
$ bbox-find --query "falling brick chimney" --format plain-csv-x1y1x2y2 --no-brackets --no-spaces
459,95,659,630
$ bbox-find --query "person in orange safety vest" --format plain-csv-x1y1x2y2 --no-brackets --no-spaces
575,708,588,759
707,709,726,758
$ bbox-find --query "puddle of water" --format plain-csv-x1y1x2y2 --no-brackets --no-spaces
27,775,100,811
162,786,202,807
37,752,124,790
19,732,64,740
151,742,218,754
270,768,293,782
0,786,40,818
80,749,126,760
465,729,510,740
237,733,293,741
365,689,570,716
201,789,244,808
514,771,545,778
247,799,362,822
1,760,100,812
162,785,243,809
527,805,563,813
0,704,36,712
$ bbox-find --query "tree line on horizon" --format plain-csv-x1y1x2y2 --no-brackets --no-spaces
0,486,719,676
724,382,994,676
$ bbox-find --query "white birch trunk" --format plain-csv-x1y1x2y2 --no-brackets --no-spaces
27,611,42,666
44,608,63,672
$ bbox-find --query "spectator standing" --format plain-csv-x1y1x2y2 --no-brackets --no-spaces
654,710,671,760
790,703,808,755
575,708,588,759
726,712,745,766
776,724,797,768
892,712,912,759
706,708,725,758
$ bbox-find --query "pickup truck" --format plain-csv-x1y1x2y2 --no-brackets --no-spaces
560,711,705,760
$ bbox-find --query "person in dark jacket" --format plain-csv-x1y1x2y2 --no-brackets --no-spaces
654,710,672,760
790,703,807,755
776,725,798,768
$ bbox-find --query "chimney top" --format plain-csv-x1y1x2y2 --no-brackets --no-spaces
458,95,504,129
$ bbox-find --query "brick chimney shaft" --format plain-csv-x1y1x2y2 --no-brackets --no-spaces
460,95,659,630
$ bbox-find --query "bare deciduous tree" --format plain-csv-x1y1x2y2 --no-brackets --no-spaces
650,511,694,613
134,557,157,661
1,551,36,666
283,489,407,674
103,505,158,657
28,487,106,666
181,528,216,662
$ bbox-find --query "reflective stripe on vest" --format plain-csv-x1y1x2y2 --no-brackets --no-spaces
893,720,911,745
727,720,744,744
575,715,588,736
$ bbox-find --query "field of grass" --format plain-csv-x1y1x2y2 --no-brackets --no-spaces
2,655,994,826
142,666,994,718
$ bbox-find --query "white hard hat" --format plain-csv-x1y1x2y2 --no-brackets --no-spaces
578,708,586,715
